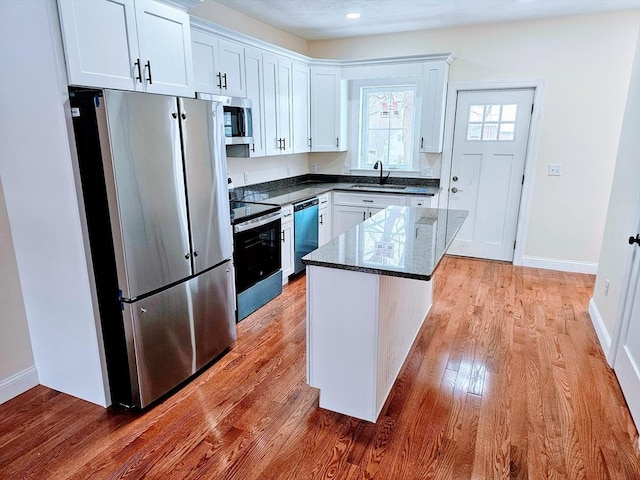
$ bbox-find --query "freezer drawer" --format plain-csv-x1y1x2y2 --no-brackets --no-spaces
123,260,236,408
192,260,236,370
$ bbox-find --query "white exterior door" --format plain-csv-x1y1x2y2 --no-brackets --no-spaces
447,89,534,261
613,223,640,429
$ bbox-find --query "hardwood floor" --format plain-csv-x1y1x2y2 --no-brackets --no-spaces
1,257,638,479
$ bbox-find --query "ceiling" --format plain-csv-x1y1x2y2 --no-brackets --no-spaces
208,0,639,40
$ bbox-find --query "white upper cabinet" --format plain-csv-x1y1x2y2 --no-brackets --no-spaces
310,67,347,152
192,31,246,97
244,47,265,157
292,62,310,154
57,0,194,97
263,53,293,155
419,61,449,153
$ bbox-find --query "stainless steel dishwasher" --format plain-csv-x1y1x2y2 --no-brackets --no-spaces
293,198,319,274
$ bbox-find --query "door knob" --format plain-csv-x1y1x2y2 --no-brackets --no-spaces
452,176,458,182
629,234,640,246
451,187,462,193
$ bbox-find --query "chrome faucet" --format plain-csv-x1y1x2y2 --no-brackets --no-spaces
373,160,390,185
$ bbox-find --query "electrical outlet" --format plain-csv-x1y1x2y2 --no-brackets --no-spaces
343,164,350,174
243,172,249,184
604,279,610,297
420,166,433,177
548,164,562,176
311,163,318,173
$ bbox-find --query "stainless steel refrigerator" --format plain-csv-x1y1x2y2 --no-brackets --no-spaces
70,89,236,408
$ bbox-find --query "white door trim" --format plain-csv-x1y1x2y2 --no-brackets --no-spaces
608,191,640,366
440,78,547,266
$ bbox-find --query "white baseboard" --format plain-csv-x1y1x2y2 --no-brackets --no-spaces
0,366,39,405
521,256,598,274
588,298,613,364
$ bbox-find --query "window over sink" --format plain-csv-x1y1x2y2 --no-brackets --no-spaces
351,77,421,173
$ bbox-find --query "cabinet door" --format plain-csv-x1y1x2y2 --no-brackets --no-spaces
135,0,194,97
277,58,294,154
310,67,346,152
318,208,330,246
245,48,265,157
281,220,295,282
420,62,448,153
292,62,310,154
262,54,280,156
57,0,141,91
333,205,367,238
192,30,219,94
218,39,246,97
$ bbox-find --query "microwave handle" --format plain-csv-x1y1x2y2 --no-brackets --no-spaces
238,108,245,136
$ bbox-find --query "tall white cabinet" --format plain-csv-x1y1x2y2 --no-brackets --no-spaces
57,0,194,97
292,62,311,154
263,54,293,155
245,47,266,157
310,67,348,152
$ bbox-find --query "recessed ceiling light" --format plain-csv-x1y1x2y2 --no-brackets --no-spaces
346,12,361,19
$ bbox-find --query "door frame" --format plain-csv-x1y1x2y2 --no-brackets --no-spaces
609,191,640,366
439,78,547,266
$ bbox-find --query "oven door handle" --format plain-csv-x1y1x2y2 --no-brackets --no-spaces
234,211,282,233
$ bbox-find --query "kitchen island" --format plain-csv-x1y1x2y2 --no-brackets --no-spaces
302,206,467,422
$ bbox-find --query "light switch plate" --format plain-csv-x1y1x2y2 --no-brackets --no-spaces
548,164,562,176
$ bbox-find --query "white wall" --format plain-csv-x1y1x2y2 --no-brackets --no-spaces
0,179,37,404
308,10,640,266
590,31,640,355
189,0,308,55
0,0,108,406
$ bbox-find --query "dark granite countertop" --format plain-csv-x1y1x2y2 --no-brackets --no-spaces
302,207,467,281
233,175,440,207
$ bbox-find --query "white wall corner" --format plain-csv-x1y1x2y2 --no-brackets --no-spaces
521,256,598,275
588,298,614,365
0,367,39,405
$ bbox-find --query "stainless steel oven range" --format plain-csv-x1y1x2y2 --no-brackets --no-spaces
231,201,282,321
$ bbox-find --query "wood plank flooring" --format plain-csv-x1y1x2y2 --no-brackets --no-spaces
1,257,638,479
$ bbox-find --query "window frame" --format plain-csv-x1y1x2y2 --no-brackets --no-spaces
350,76,422,173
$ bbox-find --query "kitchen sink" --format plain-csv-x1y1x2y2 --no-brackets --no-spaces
350,184,407,190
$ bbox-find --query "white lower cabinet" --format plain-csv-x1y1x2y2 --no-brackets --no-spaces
318,193,331,246
281,205,294,284
409,194,439,208
332,192,407,237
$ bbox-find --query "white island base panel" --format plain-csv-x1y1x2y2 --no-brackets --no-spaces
306,265,433,422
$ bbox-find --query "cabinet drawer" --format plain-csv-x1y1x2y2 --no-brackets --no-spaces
333,192,407,208
281,204,294,224
318,193,331,210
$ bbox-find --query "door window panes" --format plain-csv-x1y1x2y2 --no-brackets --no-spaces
467,103,518,141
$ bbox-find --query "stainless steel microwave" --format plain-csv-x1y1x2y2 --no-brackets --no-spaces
196,93,253,145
